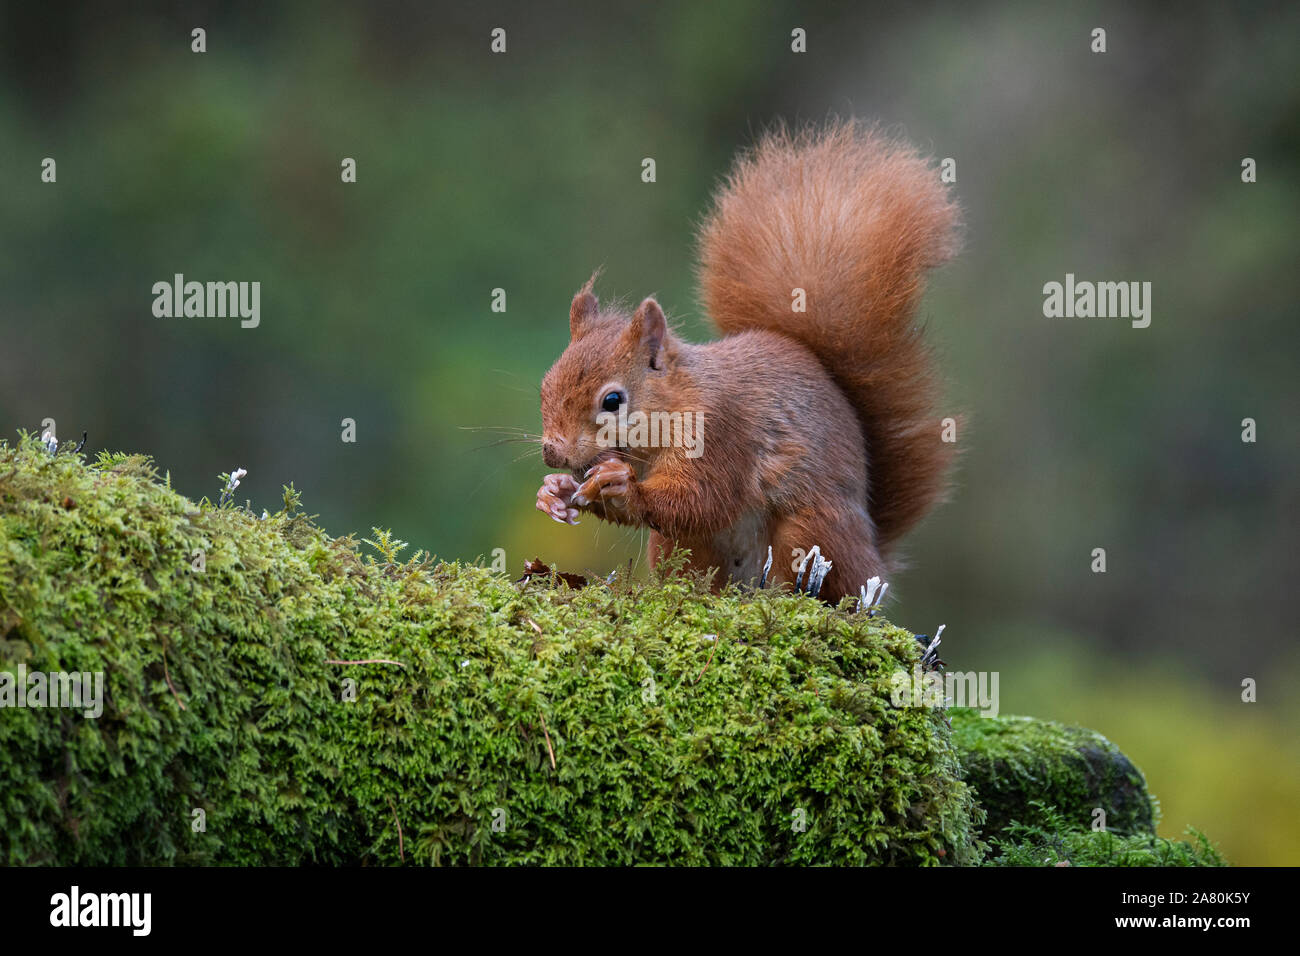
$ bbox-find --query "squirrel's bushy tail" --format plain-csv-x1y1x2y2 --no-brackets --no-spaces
698,120,959,555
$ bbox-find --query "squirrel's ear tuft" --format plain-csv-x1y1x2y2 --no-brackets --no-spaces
569,286,599,339
629,297,667,370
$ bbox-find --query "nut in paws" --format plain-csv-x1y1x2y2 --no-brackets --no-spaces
573,458,636,509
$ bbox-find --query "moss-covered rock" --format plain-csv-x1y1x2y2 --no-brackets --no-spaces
949,712,1224,865
0,436,982,865
950,708,1156,837
983,803,1224,867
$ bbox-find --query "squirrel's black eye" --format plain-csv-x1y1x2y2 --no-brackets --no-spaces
601,390,625,413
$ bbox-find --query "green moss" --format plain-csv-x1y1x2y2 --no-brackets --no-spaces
984,802,1225,867
950,707,1156,838
0,435,1228,866
0,435,982,865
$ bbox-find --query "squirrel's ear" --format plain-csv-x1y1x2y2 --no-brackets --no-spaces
629,297,667,370
570,288,599,339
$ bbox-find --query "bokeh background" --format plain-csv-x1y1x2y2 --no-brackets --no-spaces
1,1,1297,864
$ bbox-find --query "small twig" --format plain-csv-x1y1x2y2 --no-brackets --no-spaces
386,796,405,862
524,618,543,636
694,635,720,683
539,712,557,770
324,658,407,668
160,638,188,711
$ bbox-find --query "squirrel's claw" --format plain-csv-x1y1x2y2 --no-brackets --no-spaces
537,474,581,525
573,459,635,509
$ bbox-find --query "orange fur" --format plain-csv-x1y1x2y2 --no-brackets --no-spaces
537,121,959,603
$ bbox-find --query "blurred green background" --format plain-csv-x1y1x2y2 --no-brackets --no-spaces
1,1,1296,864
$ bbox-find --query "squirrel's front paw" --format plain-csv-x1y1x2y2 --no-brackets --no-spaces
573,459,637,512
536,473,581,525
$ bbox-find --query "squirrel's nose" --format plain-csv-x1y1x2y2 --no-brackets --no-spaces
542,436,568,469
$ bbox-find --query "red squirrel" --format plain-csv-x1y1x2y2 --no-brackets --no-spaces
535,121,959,604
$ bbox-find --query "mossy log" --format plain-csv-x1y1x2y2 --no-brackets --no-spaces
0,437,1219,865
